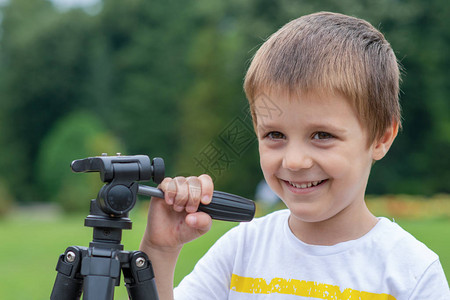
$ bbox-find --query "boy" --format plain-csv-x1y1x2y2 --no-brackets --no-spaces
140,12,450,299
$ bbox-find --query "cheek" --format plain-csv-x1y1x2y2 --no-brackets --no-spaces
259,146,277,171
259,154,272,177
324,149,372,185
317,151,350,179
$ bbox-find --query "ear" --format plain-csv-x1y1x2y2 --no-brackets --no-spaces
372,122,399,161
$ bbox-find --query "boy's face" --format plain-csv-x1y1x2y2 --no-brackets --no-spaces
255,90,379,227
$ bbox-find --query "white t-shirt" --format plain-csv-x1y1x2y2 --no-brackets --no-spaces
174,209,450,299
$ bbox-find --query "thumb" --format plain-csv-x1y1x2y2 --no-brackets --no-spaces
185,212,212,233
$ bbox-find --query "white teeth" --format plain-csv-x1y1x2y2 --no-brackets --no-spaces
289,180,322,189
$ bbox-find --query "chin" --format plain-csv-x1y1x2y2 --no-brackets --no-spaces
288,207,322,223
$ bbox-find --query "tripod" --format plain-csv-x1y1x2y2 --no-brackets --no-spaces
50,154,255,300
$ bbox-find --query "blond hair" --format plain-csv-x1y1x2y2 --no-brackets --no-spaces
244,12,401,144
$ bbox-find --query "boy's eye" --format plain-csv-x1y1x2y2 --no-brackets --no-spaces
265,131,285,140
312,132,333,140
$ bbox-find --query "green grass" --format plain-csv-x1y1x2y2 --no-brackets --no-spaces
0,207,237,300
0,208,448,299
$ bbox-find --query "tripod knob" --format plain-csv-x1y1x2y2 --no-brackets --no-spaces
105,185,134,214
97,183,139,216
151,158,165,184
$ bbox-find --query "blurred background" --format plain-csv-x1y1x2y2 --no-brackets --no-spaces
0,0,448,298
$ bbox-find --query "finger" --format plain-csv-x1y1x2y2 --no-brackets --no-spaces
198,174,214,205
161,177,177,205
186,177,202,213
173,177,188,212
185,212,212,233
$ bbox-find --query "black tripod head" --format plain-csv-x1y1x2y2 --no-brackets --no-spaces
72,154,164,217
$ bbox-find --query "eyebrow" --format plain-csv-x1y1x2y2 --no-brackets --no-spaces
256,122,348,136
256,123,278,133
306,122,348,134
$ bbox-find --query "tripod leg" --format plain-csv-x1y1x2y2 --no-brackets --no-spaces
50,246,84,300
123,251,159,300
83,275,116,300
80,248,121,300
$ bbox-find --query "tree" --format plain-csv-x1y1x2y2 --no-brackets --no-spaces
90,0,199,173
0,0,95,201
36,110,124,210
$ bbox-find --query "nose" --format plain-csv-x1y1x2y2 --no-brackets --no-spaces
282,143,313,171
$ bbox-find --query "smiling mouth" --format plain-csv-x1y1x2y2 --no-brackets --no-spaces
287,179,326,189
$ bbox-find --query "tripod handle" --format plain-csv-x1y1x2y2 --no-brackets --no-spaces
137,185,255,222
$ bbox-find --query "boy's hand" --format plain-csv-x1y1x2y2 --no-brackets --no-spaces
141,174,214,253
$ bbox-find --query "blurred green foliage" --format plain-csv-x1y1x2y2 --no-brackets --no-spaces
0,0,449,210
0,178,13,216
36,110,124,210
